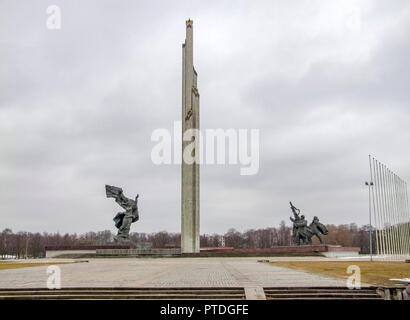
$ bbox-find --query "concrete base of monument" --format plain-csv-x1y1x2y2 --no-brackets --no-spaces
45,245,181,258
189,245,360,258
45,245,132,258
96,248,181,257
46,245,359,258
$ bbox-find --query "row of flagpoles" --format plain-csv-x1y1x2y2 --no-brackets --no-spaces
368,155,410,260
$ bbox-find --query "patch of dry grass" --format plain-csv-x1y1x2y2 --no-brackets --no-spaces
270,261,410,286
0,261,70,270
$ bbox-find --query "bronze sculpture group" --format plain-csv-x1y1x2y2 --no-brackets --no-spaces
103,185,329,246
289,201,328,245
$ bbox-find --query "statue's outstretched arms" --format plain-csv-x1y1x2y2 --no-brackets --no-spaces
290,201,301,217
292,211,300,221
115,193,133,210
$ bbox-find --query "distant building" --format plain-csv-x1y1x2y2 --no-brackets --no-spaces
219,236,225,247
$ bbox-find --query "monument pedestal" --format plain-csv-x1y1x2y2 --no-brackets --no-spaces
46,244,359,258
96,248,181,257
45,245,180,258
194,245,360,257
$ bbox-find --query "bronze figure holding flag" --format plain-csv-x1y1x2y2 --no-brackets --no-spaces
105,185,139,242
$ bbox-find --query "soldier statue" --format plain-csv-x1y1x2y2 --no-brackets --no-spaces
309,216,329,244
289,201,302,244
289,202,328,245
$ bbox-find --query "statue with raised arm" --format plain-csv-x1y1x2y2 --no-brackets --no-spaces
289,202,328,245
105,185,139,242
289,201,303,245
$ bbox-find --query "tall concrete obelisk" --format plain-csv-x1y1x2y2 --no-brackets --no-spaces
181,19,200,253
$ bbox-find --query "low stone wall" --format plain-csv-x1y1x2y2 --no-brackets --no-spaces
46,249,96,258
45,245,359,258
321,251,360,258
200,245,360,256
45,245,131,258
96,248,181,257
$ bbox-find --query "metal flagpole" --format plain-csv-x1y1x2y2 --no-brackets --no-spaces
401,178,408,257
397,174,406,257
377,161,386,258
391,170,399,259
400,178,407,258
378,162,387,259
372,158,380,256
398,178,405,257
382,164,392,259
389,170,398,259
395,174,402,257
405,180,410,258
390,170,400,260
392,171,401,259
400,179,410,256
405,182,410,258
400,178,407,257
367,155,374,261
402,179,409,258
396,176,402,258
385,166,393,260
388,169,398,260
375,160,384,256
373,158,383,255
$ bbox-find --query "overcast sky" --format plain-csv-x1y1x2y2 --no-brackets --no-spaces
1,0,410,235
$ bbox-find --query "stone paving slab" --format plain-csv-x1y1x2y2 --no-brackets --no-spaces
0,257,360,289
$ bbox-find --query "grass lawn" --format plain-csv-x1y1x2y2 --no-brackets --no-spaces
0,261,70,270
270,261,410,286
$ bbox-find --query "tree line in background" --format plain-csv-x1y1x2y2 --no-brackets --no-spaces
0,222,376,259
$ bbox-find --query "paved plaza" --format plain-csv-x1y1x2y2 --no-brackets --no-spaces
0,257,360,289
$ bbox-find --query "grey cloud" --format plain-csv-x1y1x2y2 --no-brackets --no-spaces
1,0,410,235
